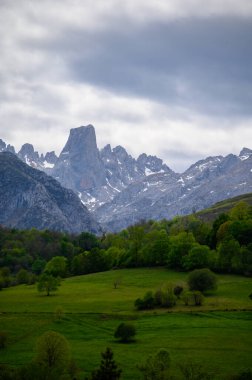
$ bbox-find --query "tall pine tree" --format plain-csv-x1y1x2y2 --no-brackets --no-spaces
89,347,122,380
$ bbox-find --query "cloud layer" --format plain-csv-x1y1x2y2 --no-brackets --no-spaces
0,0,252,171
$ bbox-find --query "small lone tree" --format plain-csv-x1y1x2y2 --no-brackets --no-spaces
37,273,61,296
188,268,217,293
114,322,136,343
89,347,122,380
35,331,70,370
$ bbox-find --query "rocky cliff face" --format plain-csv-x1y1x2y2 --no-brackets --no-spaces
0,152,101,234
94,149,252,231
1,127,252,232
52,125,107,194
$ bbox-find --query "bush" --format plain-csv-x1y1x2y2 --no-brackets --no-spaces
229,369,252,380
174,285,184,299
182,291,204,306
0,331,8,349
188,268,217,293
135,291,155,310
114,322,136,343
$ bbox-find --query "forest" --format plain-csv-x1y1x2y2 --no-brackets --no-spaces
0,200,251,290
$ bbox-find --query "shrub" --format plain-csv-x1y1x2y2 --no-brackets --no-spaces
188,268,217,293
0,332,8,349
174,285,184,299
135,291,155,310
114,322,136,343
182,291,204,306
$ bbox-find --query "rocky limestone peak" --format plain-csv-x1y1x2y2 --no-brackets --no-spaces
112,145,130,162
239,147,252,159
101,144,112,156
0,139,6,151
137,153,169,174
6,144,15,154
53,125,106,191
18,143,35,156
18,143,40,166
44,151,58,164
0,139,15,154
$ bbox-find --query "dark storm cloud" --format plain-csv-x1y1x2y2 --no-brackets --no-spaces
31,17,252,118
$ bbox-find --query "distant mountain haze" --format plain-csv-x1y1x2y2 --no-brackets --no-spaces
0,126,251,232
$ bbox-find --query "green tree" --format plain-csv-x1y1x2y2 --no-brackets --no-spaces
230,201,250,221
179,360,211,380
37,273,61,296
167,232,196,269
45,256,67,277
17,268,30,284
32,259,46,274
35,331,70,371
218,239,240,272
182,245,211,271
188,268,217,293
138,349,171,380
114,322,136,343
89,347,122,380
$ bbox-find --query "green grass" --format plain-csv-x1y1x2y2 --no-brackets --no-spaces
0,268,252,379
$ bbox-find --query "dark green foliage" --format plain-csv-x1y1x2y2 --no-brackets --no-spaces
179,360,211,380
136,286,176,310
188,268,217,293
182,245,212,271
0,364,15,380
0,198,252,287
35,331,70,370
0,331,8,349
229,369,252,380
114,322,136,343
138,349,171,380
77,231,100,251
88,347,122,380
17,268,30,284
135,291,155,310
45,256,67,277
173,285,183,298
37,273,61,296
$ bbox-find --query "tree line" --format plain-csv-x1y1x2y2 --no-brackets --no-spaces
0,201,251,289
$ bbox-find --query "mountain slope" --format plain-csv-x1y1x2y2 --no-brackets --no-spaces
0,152,101,234
1,126,252,232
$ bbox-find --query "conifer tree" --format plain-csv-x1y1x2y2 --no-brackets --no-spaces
90,347,122,380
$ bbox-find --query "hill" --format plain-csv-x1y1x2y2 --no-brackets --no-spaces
197,192,252,222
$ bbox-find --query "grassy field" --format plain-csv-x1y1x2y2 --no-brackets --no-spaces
0,268,252,379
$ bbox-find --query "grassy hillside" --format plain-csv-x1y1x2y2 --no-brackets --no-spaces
197,192,252,222
0,268,252,379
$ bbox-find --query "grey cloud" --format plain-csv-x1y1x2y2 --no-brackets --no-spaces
19,16,252,118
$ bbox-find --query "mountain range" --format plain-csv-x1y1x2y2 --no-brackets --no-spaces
0,125,252,232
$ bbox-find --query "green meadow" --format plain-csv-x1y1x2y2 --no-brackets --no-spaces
0,268,252,379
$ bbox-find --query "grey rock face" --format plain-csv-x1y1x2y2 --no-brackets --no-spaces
95,151,252,231
18,143,58,172
0,152,101,234
52,125,107,194
0,139,15,154
1,128,251,233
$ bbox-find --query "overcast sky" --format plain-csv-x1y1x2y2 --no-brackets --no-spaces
0,0,252,172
